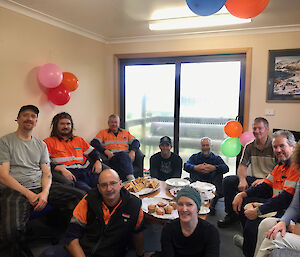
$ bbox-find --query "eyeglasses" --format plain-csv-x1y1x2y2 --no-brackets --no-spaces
99,181,119,189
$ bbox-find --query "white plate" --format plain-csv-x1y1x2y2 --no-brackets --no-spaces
191,181,216,192
123,179,160,197
142,197,178,219
244,202,277,218
199,206,210,215
165,178,190,187
169,187,215,201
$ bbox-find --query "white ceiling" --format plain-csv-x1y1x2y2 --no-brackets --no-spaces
1,0,300,43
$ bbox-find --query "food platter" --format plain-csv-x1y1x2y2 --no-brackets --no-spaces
244,202,277,218
142,197,211,217
123,178,160,197
165,178,190,187
142,197,178,219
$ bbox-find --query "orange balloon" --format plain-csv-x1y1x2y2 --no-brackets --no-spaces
224,120,243,138
225,0,269,19
61,72,78,92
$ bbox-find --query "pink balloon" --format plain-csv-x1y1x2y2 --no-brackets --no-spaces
47,84,70,105
38,63,63,88
239,131,255,147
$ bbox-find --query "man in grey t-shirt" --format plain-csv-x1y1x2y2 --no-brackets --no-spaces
0,105,85,257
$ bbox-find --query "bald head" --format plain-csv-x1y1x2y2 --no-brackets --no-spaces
99,168,120,184
97,169,122,207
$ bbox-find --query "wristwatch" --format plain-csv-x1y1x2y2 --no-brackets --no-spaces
256,206,262,216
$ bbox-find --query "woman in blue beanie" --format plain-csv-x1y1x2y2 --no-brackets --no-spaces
160,186,220,257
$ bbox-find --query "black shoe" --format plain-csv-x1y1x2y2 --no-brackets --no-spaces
209,207,216,216
217,214,239,228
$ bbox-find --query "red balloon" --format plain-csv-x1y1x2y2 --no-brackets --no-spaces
48,84,70,105
61,72,78,92
224,120,243,138
225,0,270,19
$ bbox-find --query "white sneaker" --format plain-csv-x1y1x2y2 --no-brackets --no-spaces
233,234,244,249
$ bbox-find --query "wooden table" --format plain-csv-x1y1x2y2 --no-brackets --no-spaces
140,181,207,225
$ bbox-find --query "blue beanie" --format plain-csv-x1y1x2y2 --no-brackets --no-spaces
176,186,201,212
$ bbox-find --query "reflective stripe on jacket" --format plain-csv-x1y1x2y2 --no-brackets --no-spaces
95,128,135,152
44,136,93,168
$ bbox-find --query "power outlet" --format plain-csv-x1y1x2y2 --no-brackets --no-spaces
265,109,275,116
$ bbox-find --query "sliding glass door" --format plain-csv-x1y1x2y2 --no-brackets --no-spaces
119,54,246,175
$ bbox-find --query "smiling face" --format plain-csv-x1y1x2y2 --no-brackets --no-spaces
252,121,268,142
177,196,198,223
159,143,172,157
97,169,122,206
17,109,38,131
200,138,212,157
108,116,120,133
272,136,295,162
57,118,72,138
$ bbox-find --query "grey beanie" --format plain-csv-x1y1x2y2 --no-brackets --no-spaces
176,186,201,212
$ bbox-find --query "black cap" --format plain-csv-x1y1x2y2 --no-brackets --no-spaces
160,136,172,146
17,105,39,118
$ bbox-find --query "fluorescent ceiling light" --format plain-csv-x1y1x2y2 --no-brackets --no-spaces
149,14,251,31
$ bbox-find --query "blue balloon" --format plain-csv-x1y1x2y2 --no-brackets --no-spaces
186,0,227,16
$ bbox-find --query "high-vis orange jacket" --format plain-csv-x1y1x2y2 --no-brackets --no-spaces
44,136,94,169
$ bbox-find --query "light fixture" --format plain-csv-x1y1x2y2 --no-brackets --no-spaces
149,6,251,31
149,14,251,31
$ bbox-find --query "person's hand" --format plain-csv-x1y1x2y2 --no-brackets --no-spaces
238,179,248,191
193,163,207,173
244,205,258,220
267,221,286,240
251,179,264,187
25,190,39,207
202,163,216,173
61,168,76,181
34,190,49,211
128,151,135,163
92,160,102,174
105,150,114,160
232,193,244,214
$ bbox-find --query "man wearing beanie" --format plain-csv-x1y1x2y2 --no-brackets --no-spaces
159,186,220,257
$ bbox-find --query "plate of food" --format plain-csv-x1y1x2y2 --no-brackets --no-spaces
142,197,178,219
244,202,277,218
169,187,214,201
165,178,190,188
123,177,160,196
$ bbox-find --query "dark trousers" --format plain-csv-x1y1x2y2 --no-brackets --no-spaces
239,197,268,257
39,245,70,257
108,152,134,181
0,182,85,242
223,175,257,215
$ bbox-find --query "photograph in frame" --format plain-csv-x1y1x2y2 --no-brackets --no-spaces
267,49,300,102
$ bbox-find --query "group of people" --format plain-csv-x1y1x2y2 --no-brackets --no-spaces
0,104,299,257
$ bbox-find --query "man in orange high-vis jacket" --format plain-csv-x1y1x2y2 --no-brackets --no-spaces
232,130,300,257
91,114,140,181
44,112,108,192
39,169,146,257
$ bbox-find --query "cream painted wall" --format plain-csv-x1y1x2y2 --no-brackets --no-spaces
0,8,113,141
108,31,300,133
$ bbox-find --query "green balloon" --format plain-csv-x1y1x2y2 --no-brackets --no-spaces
221,138,242,157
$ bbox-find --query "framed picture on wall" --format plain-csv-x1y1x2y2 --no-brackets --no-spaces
267,49,300,102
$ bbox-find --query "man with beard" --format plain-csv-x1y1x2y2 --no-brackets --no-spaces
184,137,229,215
150,136,182,181
0,105,84,257
218,117,276,228
39,169,146,257
44,112,107,191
